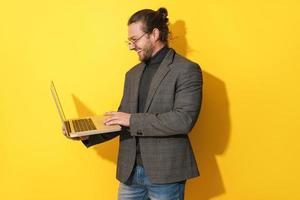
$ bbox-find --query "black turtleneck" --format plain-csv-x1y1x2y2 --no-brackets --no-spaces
135,45,170,166
138,46,170,113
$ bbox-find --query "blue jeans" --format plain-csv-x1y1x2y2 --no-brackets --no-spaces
118,165,186,200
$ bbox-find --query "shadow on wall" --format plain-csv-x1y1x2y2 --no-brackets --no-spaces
72,19,231,200
72,94,120,163
170,20,231,200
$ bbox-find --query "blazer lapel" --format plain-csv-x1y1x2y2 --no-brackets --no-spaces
130,62,145,113
143,49,175,112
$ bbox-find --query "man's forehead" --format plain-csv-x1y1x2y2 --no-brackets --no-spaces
128,22,144,38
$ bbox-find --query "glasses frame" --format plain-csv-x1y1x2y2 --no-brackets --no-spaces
126,32,147,47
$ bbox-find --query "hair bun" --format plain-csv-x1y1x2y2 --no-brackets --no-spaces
157,7,168,23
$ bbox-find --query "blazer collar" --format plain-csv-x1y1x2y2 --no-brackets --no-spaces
130,48,176,113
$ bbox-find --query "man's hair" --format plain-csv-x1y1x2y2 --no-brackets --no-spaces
128,7,170,44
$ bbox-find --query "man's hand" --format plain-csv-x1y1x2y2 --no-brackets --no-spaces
61,125,89,141
104,112,131,127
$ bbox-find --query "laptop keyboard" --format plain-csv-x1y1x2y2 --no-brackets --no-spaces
72,118,97,132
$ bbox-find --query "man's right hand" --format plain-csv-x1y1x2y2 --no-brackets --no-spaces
61,125,89,141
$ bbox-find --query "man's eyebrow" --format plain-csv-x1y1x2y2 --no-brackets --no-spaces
128,36,137,40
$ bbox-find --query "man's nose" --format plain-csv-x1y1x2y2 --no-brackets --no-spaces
128,43,136,51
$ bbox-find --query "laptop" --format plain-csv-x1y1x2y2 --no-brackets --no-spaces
50,81,121,138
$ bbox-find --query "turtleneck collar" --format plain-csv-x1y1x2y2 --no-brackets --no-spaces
144,45,170,66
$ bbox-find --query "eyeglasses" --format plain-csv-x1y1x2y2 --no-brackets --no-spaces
126,32,147,47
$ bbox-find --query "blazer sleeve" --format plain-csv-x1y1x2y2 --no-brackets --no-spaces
82,73,130,148
81,131,120,148
129,63,203,137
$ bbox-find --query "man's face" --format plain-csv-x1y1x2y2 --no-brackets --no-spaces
128,21,154,62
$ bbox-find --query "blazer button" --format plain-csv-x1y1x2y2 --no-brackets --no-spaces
137,131,143,135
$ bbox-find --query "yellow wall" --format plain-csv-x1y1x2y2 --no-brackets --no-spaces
1,1,299,199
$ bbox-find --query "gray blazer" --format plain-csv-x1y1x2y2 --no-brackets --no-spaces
83,48,203,184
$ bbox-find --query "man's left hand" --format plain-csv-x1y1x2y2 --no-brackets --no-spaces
104,112,131,127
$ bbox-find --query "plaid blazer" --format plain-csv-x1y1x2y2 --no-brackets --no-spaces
83,48,203,184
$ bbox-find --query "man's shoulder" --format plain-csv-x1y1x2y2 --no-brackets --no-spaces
125,62,143,77
171,51,201,72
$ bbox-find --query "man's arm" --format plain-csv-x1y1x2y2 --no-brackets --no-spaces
104,64,203,136
129,64,202,137
81,131,120,148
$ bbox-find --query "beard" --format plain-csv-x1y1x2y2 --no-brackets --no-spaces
137,42,154,62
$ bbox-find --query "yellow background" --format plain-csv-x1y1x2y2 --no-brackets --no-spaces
1,1,299,199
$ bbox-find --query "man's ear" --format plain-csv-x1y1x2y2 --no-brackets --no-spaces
151,28,160,42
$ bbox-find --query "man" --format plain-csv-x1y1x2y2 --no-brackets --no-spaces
63,7,203,200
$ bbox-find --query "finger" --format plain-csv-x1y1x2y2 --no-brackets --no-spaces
105,119,121,126
104,116,120,124
62,129,67,135
62,130,71,139
104,111,113,116
64,132,70,138
71,137,81,140
80,136,89,140
104,111,119,116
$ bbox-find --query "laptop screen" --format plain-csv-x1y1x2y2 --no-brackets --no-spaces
50,81,67,124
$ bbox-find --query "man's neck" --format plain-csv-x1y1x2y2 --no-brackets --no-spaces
151,42,167,57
